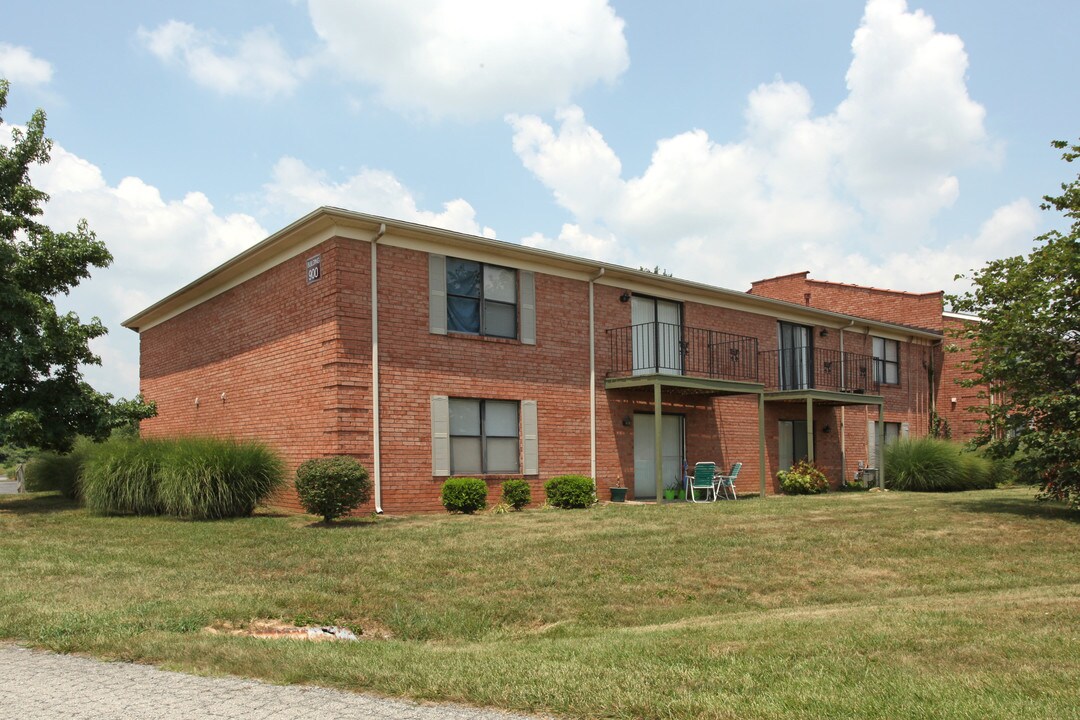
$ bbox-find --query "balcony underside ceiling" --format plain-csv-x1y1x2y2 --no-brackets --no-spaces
604,374,764,397
763,389,884,406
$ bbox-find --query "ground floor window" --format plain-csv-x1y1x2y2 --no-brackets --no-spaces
449,399,520,474
868,421,905,464
778,420,812,471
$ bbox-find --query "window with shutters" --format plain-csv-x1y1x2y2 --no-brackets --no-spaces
449,399,520,474
446,258,517,338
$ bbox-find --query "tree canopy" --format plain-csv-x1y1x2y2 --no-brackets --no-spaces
949,139,1080,507
0,79,155,452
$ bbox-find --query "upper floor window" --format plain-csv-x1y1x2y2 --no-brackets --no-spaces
446,259,517,338
872,337,900,385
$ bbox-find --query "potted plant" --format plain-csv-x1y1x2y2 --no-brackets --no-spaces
609,477,627,503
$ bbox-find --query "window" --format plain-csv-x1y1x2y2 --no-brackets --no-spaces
449,399,519,474
778,322,813,390
446,259,517,338
872,337,900,384
868,421,905,464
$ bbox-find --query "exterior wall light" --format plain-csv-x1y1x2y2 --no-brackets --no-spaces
619,291,631,303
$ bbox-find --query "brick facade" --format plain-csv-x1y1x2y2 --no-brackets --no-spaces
130,210,956,514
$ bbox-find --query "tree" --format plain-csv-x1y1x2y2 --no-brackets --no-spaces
949,138,1080,507
0,79,155,452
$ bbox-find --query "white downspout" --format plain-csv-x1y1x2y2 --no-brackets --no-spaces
589,267,605,483
371,223,387,513
839,319,855,479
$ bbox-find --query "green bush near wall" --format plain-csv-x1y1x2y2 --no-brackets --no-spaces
295,456,371,522
778,461,829,495
81,437,283,518
501,479,531,510
885,438,1003,492
441,477,488,514
544,475,596,508
23,441,90,500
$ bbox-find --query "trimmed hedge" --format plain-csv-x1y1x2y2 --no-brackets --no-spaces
441,477,488,514
295,456,371,522
778,461,829,495
885,438,1002,492
544,475,596,508
501,479,531,510
81,437,283,518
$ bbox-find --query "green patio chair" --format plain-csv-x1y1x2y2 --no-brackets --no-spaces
688,462,717,503
715,462,742,500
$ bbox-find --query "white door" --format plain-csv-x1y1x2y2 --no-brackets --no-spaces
631,296,682,376
633,414,684,499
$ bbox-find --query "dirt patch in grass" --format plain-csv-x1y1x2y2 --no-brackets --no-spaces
204,618,393,642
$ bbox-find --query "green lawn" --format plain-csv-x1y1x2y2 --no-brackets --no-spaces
2,487,1078,719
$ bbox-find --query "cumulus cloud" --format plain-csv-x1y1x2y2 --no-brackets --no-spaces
137,20,308,99
263,156,497,237
1,125,269,397
508,0,1013,296
0,43,53,86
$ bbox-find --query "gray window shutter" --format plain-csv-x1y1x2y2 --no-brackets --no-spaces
519,270,536,345
867,421,877,467
431,395,450,476
522,399,538,475
901,422,910,440
429,254,447,335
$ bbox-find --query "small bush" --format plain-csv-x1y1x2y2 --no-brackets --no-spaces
778,461,829,495
82,436,283,518
441,477,488,514
885,438,1003,492
157,438,284,519
544,475,596,509
82,438,165,515
501,479,531,510
295,456,371,522
23,441,90,500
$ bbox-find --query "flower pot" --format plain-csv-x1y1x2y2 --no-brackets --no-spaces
609,487,628,503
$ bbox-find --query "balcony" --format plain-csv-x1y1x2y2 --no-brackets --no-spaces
606,322,759,383
759,347,879,395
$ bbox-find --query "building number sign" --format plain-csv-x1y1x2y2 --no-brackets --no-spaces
306,254,321,284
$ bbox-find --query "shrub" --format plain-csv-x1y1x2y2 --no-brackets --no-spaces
295,456,371,522
885,438,1002,492
544,475,596,508
82,438,165,515
501,479,531,510
157,438,284,519
82,436,283,518
441,477,488,514
23,441,90,500
778,461,829,495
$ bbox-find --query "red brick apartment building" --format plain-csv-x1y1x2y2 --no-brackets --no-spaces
123,208,972,513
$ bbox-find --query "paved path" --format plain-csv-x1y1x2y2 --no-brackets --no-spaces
0,644,549,720
0,479,21,494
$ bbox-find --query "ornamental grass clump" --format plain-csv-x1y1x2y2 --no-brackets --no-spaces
778,460,829,495
81,436,282,518
295,456,371,522
157,438,284,519
501,478,531,510
544,475,596,508
885,438,1001,492
440,477,488,514
23,440,90,500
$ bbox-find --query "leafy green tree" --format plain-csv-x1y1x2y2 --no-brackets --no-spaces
1,79,155,452
949,138,1080,507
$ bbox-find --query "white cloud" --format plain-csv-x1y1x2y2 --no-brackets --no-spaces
1,125,269,398
263,156,497,237
137,20,307,99
308,0,629,119
508,0,1003,295
0,43,53,86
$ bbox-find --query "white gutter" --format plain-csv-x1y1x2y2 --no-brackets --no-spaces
588,267,605,483
370,223,387,513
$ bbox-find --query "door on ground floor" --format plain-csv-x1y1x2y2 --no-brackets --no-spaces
633,413,685,499
778,419,811,471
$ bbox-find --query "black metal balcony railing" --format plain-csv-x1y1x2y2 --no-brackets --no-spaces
758,347,880,394
607,322,759,382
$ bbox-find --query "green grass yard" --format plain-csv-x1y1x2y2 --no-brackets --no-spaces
1,487,1078,719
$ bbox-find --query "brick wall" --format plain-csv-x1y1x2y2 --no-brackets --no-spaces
937,316,986,441
749,271,944,332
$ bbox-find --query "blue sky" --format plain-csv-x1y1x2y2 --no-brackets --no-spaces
2,0,1078,400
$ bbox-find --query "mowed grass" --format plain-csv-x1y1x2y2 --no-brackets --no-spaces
1,488,1078,719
